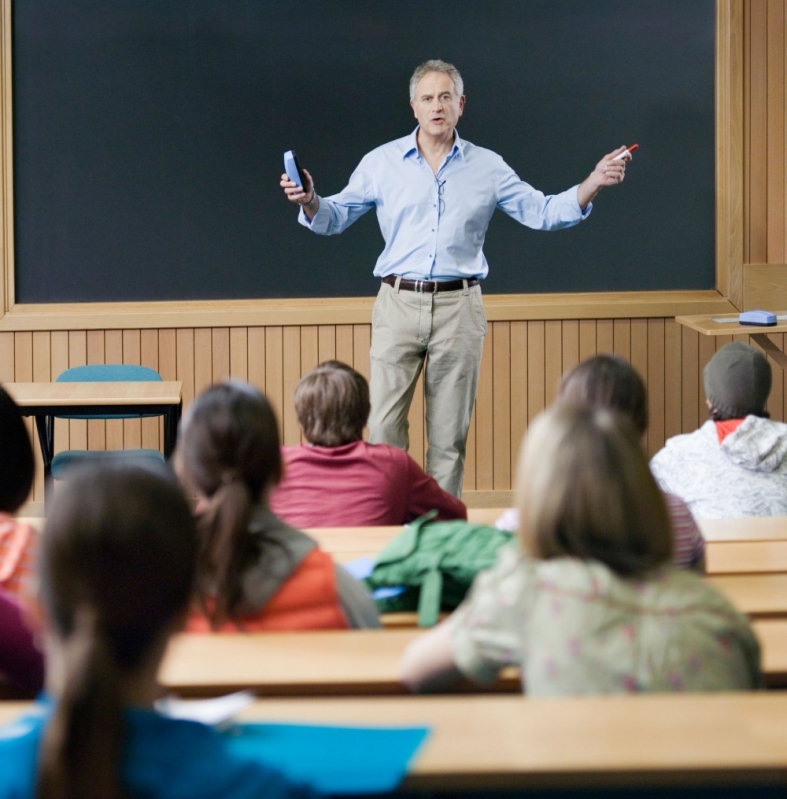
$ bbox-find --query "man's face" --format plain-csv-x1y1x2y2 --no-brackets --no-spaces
410,71,465,138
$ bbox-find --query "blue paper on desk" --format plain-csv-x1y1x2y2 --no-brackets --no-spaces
223,722,430,794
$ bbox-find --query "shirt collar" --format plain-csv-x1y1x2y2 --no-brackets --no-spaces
403,126,465,164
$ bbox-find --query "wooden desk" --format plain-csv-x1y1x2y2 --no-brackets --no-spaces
700,518,787,574
700,516,787,542
706,540,787,574
466,507,509,525
5,381,183,505
305,526,401,564
6,693,787,790
752,619,787,686
677,313,787,370
158,629,520,698
706,573,787,619
306,511,510,565
158,618,787,698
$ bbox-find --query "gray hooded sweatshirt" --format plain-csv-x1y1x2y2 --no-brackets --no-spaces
650,416,787,519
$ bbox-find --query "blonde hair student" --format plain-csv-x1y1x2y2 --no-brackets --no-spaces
0,464,313,799
176,381,379,631
400,405,760,695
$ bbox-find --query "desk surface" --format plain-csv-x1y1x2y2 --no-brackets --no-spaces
676,313,787,336
158,616,787,699
700,516,787,542
159,629,520,697
4,381,182,406
705,573,787,617
3,692,787,789
706,539,787,575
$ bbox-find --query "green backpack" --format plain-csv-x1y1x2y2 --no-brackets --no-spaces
365,511,514,627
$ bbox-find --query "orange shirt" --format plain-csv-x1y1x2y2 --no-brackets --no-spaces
187,548,349,632
715,418,745,444
0,514,35,598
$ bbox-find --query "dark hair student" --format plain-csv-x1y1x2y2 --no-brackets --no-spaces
0,384,35,513
176,380,380,632
176,382,283,627
0,461,313,799
554,354,705,571
559,354,648,436
36,463,197,799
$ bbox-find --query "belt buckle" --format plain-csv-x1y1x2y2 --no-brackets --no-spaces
416,280,423,293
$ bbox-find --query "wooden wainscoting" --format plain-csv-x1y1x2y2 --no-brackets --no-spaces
3,320,786,505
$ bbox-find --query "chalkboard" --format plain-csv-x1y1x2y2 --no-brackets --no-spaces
13,0,715,303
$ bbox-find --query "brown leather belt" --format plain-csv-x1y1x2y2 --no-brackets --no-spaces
382,275,480,293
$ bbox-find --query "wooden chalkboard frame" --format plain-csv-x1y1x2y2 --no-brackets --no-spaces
0,0,741,331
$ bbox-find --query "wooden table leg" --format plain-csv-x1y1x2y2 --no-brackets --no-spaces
34,415,54,510
751,334,787,372
163,402,181,458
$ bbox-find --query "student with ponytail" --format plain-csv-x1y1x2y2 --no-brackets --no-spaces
0,463,314,799
176,381,379,631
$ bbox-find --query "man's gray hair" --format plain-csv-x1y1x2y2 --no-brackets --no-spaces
409,60,464,101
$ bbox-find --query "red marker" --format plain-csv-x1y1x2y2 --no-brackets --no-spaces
612,143,639,161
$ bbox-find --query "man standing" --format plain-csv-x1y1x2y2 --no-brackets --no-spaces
281,60,630,497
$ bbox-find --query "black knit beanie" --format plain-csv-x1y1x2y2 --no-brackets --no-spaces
703,342,771,419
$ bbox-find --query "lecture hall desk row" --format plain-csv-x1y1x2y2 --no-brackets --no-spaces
3,692,787,790
310,514,787,576
155,621,787,699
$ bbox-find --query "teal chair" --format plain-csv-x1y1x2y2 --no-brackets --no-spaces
50,364,166,481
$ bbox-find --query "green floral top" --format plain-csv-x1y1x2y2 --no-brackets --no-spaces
449,546,761,695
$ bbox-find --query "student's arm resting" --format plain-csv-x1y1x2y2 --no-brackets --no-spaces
400,546,529,693
399,621,463,693
297,157,376,235
404,455,467,521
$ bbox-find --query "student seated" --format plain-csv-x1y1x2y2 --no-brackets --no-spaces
0,587,43,695
270,361,467,527
501,355,703,570
0,385,37,597
651,342,787,518
0,464,313,799
177,381,379,631
400,405,760,696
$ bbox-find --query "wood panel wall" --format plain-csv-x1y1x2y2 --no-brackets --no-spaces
744,0,787,263
4,322,786,504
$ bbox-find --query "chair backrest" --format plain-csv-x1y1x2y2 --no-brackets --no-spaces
56,364,162,383
55,364,163,420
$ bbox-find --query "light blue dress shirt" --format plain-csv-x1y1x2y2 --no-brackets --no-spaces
299,127,592,281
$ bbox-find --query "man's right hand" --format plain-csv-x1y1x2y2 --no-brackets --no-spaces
280,169,320,219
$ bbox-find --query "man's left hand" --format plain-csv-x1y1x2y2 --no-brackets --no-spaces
577,145,631,209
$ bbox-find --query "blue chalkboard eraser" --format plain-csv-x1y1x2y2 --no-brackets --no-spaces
739,310,777,326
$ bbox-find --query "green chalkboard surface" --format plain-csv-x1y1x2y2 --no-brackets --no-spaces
13,0,715,302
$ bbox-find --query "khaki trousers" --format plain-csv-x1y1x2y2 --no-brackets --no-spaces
368,279,487,497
